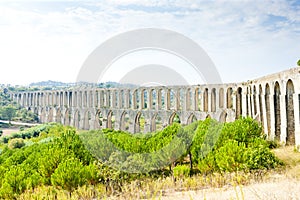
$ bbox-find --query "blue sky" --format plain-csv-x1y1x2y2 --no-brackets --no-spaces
0,0,299,85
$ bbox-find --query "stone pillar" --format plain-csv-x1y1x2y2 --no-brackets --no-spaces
232,90,236,112
156,89,161,110
125,90,130,109
119,90,123,109
242,90,247,117
148,89,153,110
269,91,275,140
166,89,170,110
216,88,220,111
255,93,260,120
207,90,211,112
260,90,268,135
176,89,181,111
191,88,196,111
293,94,300,147
112,90,116,109
280,94,287,143
140,89,145,109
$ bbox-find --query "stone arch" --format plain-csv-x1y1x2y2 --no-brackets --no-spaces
169,112,181,124
274,82,281,140
64,109,71,126
219,88,224,109
151,113,163,132
107,111,115,129
211,88,216,112
134,112,145,133
226,87,233,108
286,79,295,145
265,84,271,136
94,110,103,129
236,87,242,119
74,110,80,129
83,110,92,130
120,111,130,131
56,109,62,124
219,110,227,122
187,113,197,124
203,88,209,112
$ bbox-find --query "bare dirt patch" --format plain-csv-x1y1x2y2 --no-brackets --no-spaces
1,128,20,136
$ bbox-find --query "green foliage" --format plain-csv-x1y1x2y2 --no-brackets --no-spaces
0,125,98,198
298,59,300,66
51,157,96,191
0,117,284,198
196,117,281,173
173,165,190,178
214,140,246,172
0,105,16,122
0,88,38,123
8,138,25,149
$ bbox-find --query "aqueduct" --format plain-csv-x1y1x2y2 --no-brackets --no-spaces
11,67,300,146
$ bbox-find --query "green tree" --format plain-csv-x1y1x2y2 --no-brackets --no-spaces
0,105,17,123
297,59,300,67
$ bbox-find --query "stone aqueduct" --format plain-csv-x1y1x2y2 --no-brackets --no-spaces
11,67,300,146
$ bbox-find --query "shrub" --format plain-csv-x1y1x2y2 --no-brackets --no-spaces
51,158,89,191
8,138,25,149
214,140,246,172
173,165,190,178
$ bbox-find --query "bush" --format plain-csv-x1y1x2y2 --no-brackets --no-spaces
0,130,3,137
8,138,25,149
51,158,89,191
173,165,190,178
214,140,246,172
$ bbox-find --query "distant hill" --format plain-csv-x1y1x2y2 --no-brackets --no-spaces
28,80,137,90
29,80,73,88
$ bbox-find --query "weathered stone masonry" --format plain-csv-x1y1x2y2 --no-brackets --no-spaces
10,67,300,147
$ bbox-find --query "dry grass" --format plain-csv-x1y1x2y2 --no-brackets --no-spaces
272,146,300,179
